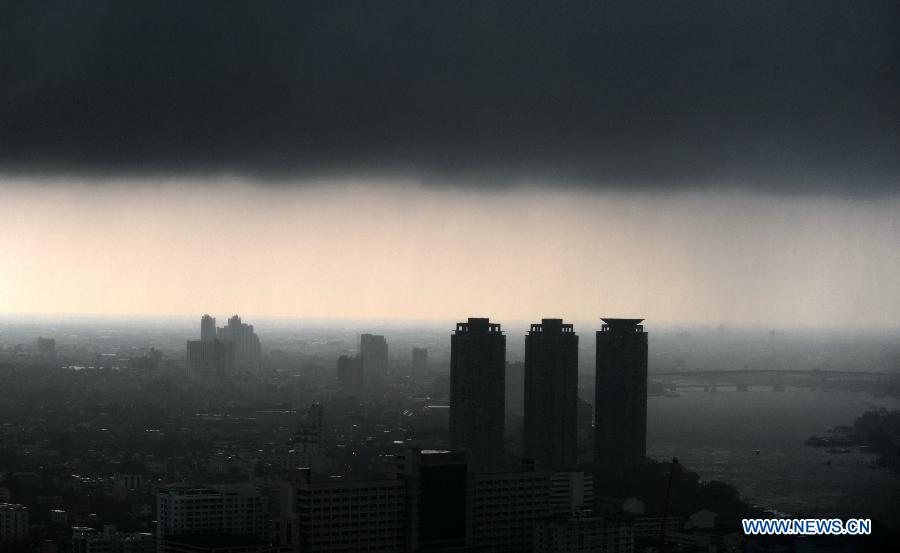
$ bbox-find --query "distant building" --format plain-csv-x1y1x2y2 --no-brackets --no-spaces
217,315,262,371
534,514,633,553
200,314,216,341
156,484,268,549
505,360,525,417
576,397,593,458
595,318,648,479
450,318,506,471
524,318,579,471
186,339,234,379
411,347,428,376
130,348,163,371
36,337,56,360
294,404,322,455
0,503,29,544
360,334,388,383
336,355,362,392
72,527,111,553
277,468,405,553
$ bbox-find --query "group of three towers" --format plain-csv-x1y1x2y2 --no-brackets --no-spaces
449,317,648,476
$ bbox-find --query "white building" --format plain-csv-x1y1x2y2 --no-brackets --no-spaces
156,484,268,550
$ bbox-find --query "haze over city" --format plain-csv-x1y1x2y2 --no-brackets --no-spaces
3,180,898,327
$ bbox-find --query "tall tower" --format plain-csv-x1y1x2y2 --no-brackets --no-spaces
450,317,506,471
524,318,578,470
200,314,216,341
594,318,648,478
359,333,388,383
218,315,262,371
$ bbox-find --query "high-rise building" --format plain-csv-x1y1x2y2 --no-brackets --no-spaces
411,347,428,376
186,339,234,379
200,314,216,341
594,318,648,478
449,317,506,471
156,484,268,550
524,318,579,471
217,315,262,371
359,334,388,383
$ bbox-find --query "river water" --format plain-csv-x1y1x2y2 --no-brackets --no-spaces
646,388,900,528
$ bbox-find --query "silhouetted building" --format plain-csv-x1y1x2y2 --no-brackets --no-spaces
131,348,162,371
217,315,262,371
295,404,322,455
186,340,234,379
412,347,428,376
36,337,56,360
468,467,551,553
524,318,578,471
395,449,468,553
594,318,648,478
277,468,405,553
360,334,388,383
336,355,362,392
450,318,506,471
200,314,216,341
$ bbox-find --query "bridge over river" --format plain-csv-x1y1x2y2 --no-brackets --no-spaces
648,369,900,393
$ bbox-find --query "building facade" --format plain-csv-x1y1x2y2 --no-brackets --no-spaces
449,318,506,471
186,339,234,379
594,318,648,479
277,469,405,553
524,318,579,471
0,503,29,544
156,484,268,551
217,315,262,371
360,334,388,384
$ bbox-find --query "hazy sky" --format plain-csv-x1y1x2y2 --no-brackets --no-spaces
1,2,898,327
2,180,898,328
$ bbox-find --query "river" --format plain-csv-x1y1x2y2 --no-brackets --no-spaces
647,388,900,528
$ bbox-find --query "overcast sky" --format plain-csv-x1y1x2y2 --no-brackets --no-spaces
1,2,898,326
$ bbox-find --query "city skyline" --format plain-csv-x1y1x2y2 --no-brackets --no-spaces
2,1,898,550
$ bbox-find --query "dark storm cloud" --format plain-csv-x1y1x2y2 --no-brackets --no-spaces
1,1,898,193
